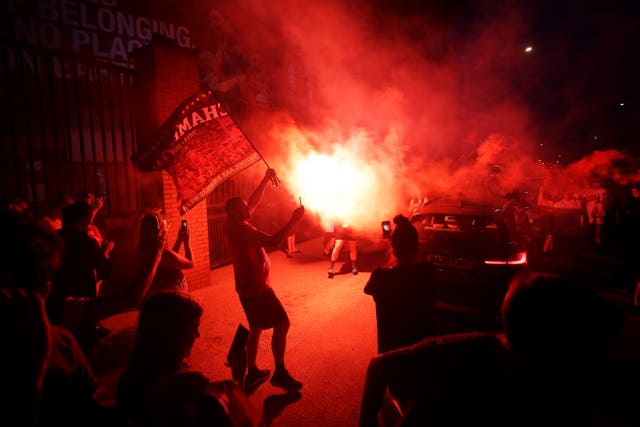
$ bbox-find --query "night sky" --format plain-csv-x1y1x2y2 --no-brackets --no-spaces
172,0,640,217
371,0,640,161
4,0,637,212
177,0,640,165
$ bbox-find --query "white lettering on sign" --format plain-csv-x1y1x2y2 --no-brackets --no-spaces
173,104,229,141
12,0,195,62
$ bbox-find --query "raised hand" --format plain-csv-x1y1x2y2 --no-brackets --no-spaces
178,222,190,243
93,196,104,212
265,168,277,180
103,240,115,257
265,168,279,187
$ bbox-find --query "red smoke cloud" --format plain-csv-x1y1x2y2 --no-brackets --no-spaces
189,0,638,235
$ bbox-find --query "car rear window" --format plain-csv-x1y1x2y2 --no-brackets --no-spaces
411,213,499,232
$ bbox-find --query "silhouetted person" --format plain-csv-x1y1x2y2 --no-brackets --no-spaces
625,184,640,305
139,212,193,299
225,168,305,391
408,195,425,216
0,288,51,427
74,190,108,247
327,221,358,278
49,204,165,352
0,209,120,427
582,176,607,244
364,215,437,354
359,271,624,427
117,290,263,427
47,202,113,348
281,233,299,258
322,222,335,257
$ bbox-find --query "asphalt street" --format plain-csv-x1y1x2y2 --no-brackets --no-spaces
95,237,385,426
92,235,640,426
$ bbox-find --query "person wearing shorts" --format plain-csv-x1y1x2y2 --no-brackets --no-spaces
327,221,358,278
225,168,305,391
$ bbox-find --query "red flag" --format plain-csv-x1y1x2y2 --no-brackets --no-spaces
131,88,260,214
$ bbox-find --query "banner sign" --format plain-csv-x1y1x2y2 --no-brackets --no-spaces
131,87,260,213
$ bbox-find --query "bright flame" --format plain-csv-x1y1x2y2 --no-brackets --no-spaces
277,125,397,234
290,151,378,229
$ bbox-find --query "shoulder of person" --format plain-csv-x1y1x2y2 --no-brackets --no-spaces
371,265,388,275
50,325,92,361
390,261,433,276
406,331,502,357
367,265,395,282
48,325,98,386
364,267,385,292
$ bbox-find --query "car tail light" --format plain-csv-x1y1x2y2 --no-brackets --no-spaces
508,250,528,265
484,250,528,266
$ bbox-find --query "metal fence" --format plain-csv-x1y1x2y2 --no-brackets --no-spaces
0,40,141,280
0,40,306,271
205,164,262,268
0,40,139,214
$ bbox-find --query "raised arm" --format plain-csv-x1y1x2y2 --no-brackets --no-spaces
91,228,165,319
167,222,193,269
247,168,277,215
258,205,305,248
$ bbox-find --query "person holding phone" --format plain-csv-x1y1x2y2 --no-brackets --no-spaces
224,168,305,391
139,212,194,299
364,215,437,354
381,220,392,239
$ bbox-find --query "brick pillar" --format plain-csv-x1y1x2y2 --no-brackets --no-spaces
132,37,211,291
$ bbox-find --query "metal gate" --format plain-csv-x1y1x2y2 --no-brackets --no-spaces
205,166,259,268
0,40,141,280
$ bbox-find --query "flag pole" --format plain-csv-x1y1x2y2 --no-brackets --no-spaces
212,88,280,186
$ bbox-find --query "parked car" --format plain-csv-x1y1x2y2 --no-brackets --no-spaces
409,197,529,333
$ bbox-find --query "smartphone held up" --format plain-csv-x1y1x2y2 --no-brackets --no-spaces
381,220,391,239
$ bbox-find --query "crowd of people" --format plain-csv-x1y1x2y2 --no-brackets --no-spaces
530,174,640,305
2,167,640,426
533,173,640,248
0,168,306,426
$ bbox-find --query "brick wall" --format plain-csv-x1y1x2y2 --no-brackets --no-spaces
133,37,211,291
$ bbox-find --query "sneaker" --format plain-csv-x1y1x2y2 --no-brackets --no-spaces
352,268,358,275
270,369,303,390
328,269,334,279
245,368,271,389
